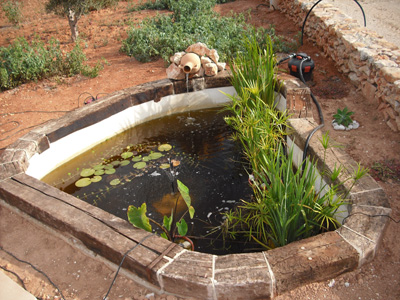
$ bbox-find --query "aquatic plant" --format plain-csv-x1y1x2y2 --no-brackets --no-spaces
127,180,195,242
219,33,367,249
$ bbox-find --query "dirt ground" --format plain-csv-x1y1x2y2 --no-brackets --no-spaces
0,1,399,299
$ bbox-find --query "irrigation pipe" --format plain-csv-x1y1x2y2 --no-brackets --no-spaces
301,0,366,45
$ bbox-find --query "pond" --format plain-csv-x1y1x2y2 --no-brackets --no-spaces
42,107,257,254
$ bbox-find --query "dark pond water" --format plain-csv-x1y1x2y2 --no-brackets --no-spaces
42,108,260,254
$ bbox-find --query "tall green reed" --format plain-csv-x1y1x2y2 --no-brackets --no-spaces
219,34,365,250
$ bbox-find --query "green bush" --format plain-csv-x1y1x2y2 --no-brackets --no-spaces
1,0,23,24
121,0,298,63
0,37,102,91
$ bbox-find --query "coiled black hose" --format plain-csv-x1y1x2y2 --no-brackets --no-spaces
301,0,366,45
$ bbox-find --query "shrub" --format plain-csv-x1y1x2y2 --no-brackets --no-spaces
1,0,23,24
0,37,102,91
121,0,298,63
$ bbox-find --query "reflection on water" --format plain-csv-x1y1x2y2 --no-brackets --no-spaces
42,108,255,254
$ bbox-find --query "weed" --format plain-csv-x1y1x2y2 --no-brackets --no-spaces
1,0,23,24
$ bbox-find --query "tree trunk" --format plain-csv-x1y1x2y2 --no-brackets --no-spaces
67,8,79,42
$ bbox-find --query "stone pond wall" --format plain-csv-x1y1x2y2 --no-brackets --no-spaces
274,0,400,132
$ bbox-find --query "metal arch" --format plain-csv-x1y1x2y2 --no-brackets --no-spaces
300,0,366,45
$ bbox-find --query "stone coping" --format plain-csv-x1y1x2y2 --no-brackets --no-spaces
0,72,391,299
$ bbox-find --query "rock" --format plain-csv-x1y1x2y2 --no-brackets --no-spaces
217,62,226,71
185,42,209,56
166,63,185,80
170,52,185,65
201,56,212,65
204,62,218,76
206,48,219,64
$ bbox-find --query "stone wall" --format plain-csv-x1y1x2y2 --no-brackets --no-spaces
274,0,400,132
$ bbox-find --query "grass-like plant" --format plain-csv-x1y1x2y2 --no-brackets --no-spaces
0,37,103,91
219,33,367,249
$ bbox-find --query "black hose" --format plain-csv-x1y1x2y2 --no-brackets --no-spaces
301,0,367,45
298,58,324,170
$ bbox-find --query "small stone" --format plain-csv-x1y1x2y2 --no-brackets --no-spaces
204,62,218,76
217,62,226,71
166,63,185,80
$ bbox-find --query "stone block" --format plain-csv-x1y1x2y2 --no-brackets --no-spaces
265,231,358,295
350,187,390,208
214,252,273,300
338,204,391,266
159,251,214,299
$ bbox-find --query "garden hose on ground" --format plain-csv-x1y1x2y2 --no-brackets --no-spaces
301,0,366,45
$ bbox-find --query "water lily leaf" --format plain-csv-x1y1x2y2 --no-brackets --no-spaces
132,156,142,162
176,219,188,236
94,169,105,176
93,164,104,170
110,178,120,186
75,178,92,187
133,161,146,169
111,160,121,166
158,144,172,152
105,168,116,174
149,152,163,160
91,175,102,183
142,156,151,162
127,203,152,232
120,160,130,166
80,168,95,177
121,151,134,159
104,164,114,169
160,163,170,169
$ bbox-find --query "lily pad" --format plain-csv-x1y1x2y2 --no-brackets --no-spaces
93,164,104,170
121,151,134,159
133,161,146,169
75,178,92,188
111,160,121,166
104,164,114,169
120,160,130,166
91,175,102,183
142,156,151,162
105,168,116,174
110,178,121,186
94,169,105,176
160,163,170,169
158,143,172,152
149,152,163,160
132,156,142,162
80,168,95,177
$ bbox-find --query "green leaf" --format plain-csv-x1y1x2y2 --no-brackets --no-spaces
160,232,168,240
177,180,191,209
158,143,172,152
189,206,195,219
176,219,188,236
80,168,95,177
75,178,92,187
121,151,134,159
163,211,173,231
110,178,121,186
127,203,152,232
133,161,147,169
